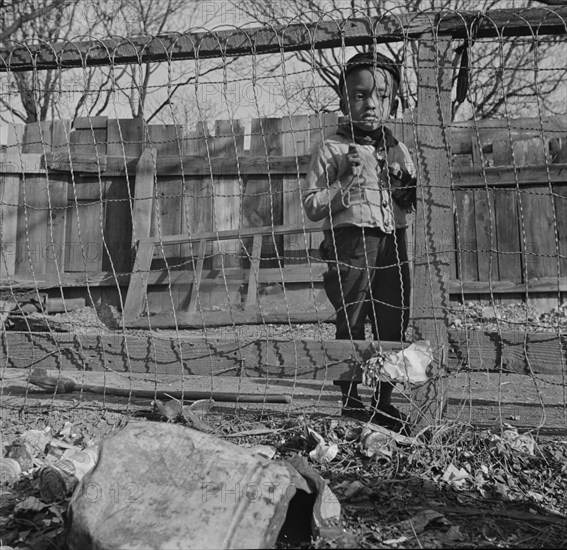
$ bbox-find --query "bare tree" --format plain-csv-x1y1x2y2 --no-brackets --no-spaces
0,0,227,124
0,0,84,123
233,0,567,120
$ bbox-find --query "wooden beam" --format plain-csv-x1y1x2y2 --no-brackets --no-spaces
1,8,565,72
453,164,567,187
2,271,564,295
0,153,44,173
0,174,20,278
44,153,313,176
131,147,156,248
43,153,567,186
412,36,454,427
1,330,564,376
449,277,567,294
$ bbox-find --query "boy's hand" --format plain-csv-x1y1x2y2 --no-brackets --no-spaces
388,162,417,212
346,144,362,178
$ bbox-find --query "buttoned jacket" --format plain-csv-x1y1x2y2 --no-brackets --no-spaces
302,126,416,232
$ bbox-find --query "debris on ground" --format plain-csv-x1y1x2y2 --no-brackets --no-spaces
449,301,566,333
361,340,433,387
1,394,567,548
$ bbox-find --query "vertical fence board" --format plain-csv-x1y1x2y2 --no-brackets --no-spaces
282,114,312,264
555,184,567,277
522,187,558,279
243,118,284,268
70,117,107,160
103,179,132,274
15,176,49,276
44,177,68,275
412,36,453,426
65,179,105,272
474,188,497,283
0,174,20,278
454,190,477,281
6,124,25,154
308,113,338,254
107,119,146,160
22,122,53,154
211,120,244,270
494,189,522,282
147,124,183,156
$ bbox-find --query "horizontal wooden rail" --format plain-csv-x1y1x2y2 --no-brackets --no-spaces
449,277,567,294
2,272,565,295
1,8,565,72
0,6,567,72
1,330,565,376
3,152,566,187
452,164,567,187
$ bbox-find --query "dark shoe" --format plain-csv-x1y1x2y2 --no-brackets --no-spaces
369,404,411,435
341,406,370,422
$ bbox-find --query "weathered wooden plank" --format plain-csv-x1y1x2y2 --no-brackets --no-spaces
512,137,548,167
69,118,107,162
282,115,312,264
44,153,313,176
452,163,567,187
65,179,105,272
45,152,108,174
107,118,146,160
243,118,284,267
212,119,244,157
494,188,522,283
131,148,157,248
102,178,133,274
104,119,134,278
0,153,44,174
50,120,72,152
454,189,478,281
448,277,567,294
151,175,183,272
474,188,497,282
44,175,68,274
187,239,207,314
147,124,184,157
1,330,565,376
3,270,565,294
15,175,49,276
4,8,565,71
123,241,155,323
412,36,453,426
42,151,567,183
555,184,567,277
0,174,20,278
210,120,243,272
522,186,558,280
5,123,25,154
245,234,263,309
74,117,109,130
22,121,53,154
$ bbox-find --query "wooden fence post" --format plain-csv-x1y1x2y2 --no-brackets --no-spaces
411,35,453,428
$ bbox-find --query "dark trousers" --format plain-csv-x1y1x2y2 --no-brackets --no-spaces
321,226,411,343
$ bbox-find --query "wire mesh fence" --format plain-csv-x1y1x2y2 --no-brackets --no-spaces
0,6,566,440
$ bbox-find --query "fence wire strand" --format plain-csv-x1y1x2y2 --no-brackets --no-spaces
0,7,566,437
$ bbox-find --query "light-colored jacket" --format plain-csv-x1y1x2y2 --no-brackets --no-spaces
302,128,416,232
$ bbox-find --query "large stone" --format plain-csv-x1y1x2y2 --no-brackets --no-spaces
66,422,296,549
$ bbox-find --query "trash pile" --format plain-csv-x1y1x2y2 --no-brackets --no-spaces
0,398,420,549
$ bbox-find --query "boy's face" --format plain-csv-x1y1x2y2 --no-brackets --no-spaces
341,67,393,131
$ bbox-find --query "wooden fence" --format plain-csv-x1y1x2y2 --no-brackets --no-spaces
0,113,566,320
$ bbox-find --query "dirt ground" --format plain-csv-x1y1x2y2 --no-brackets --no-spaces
1,305,566,548
2,362,567,549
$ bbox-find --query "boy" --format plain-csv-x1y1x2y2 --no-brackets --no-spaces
302,52,416,432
